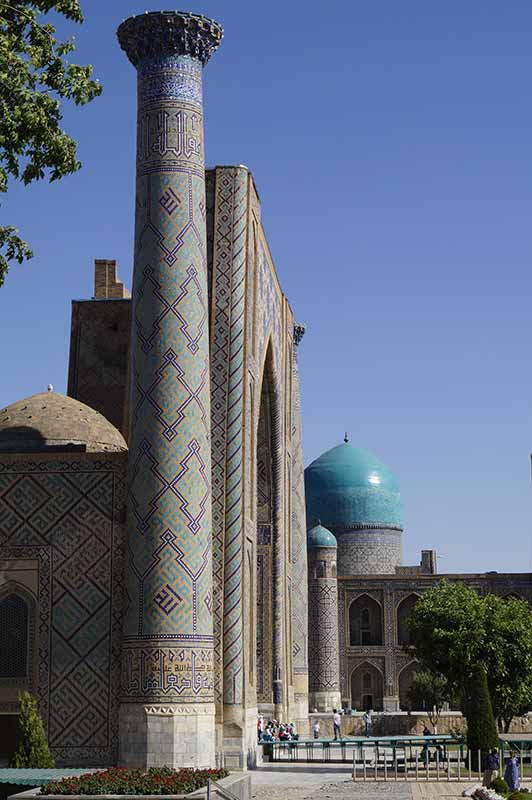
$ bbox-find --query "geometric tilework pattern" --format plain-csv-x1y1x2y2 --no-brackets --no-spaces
290,343,309,676
308,576,341,692
208,166,248,707
122,53,214,703
0,455,126,765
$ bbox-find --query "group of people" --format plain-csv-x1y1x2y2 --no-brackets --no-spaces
483,748,520,793
257,717,299,742
258,708,372,742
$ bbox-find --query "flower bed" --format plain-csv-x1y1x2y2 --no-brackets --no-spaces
40,768,228,796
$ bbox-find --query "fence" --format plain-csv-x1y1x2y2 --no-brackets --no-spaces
352,745,531,783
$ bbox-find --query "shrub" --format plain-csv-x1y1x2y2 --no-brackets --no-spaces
491,776,508,795
466,664,499,772
40,767,229,796
10,691,54,768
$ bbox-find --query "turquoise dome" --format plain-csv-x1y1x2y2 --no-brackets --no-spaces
307,523,337,549
305,442,402,530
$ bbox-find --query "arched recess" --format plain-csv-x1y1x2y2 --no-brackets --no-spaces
255,341,283,708
504,592,523,601
350,662,384,711
397,594,420,646
349,595,383,646
399,661,419,710
0,583,36,686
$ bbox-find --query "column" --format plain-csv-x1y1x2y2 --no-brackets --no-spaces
116,11,222,768
289,323,310,729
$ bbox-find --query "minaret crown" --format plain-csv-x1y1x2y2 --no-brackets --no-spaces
117,11,223,68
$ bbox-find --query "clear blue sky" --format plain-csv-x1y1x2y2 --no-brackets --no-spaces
2,1,532,573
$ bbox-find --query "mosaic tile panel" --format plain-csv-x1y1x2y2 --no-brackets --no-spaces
290,331,308,676
208,167,248,707
0,454,125,765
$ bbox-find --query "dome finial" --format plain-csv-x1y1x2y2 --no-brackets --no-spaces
344,431,349,443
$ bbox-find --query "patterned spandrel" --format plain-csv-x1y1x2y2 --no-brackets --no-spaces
122,44,215,704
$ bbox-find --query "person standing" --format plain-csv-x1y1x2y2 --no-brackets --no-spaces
363,709,373,737
313,720,320,739
483,749,500,788
333,709,342,740
504,751,519,793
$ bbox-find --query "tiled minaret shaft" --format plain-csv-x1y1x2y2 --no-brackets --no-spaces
117,11,222,768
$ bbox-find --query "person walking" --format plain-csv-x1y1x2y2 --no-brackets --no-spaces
333,709,342,740
483,749,500,788
363,709,373,737
313,720,320,739
504,751,519,793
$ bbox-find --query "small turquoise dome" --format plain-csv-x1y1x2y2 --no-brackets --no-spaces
307,523,337,549
305,441,402,530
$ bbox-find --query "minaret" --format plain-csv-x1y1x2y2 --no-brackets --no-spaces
307,524,341,712
117,11,222,768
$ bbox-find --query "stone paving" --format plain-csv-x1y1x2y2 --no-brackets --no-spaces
251,765,474,800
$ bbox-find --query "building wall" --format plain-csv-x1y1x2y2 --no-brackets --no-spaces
0,452,126,765
207,166,309,765
338,572,532,712
68,298,131,437
68,165,308,767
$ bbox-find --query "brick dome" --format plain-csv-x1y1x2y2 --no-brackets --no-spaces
0,392,127,453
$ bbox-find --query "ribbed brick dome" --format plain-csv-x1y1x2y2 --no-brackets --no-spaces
0,392,127,453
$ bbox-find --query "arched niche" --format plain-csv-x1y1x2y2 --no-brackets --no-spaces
255,342,281,707
350,662,383,712
349,594,383,646
397,593,420,646
399,661,419,710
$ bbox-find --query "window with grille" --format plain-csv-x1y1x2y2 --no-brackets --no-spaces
0,594,29,678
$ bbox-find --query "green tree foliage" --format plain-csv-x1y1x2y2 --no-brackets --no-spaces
465,663,499,771
0,0,102,285
10,690,55,767
407,669,452,730
408,581,532,731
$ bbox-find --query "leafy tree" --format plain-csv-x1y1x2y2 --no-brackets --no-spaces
0,0,102,286
408,580,532,731
407,580,485,700
482,594,532,732
408,668,452,731
465,663,499,771
10,690,55,767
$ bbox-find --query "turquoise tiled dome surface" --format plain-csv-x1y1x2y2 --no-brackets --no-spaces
307,523,337,548
305,442,403,530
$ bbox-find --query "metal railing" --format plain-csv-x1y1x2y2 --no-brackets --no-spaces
352,745,531,783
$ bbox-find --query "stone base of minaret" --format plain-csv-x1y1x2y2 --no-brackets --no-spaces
308,690,342,713
119,704,216,769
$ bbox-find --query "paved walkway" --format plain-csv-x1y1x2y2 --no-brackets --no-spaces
251,765,475,799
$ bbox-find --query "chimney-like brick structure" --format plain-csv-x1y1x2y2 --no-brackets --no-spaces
116,11,222,768
94,259,130,299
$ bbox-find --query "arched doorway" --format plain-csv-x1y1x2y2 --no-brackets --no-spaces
399,662,418,710
255,346,279,708
349,595,383,646
351,662,383,711
397,594,420,646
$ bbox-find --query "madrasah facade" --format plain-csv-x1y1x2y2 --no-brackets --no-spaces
0,9,530,771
